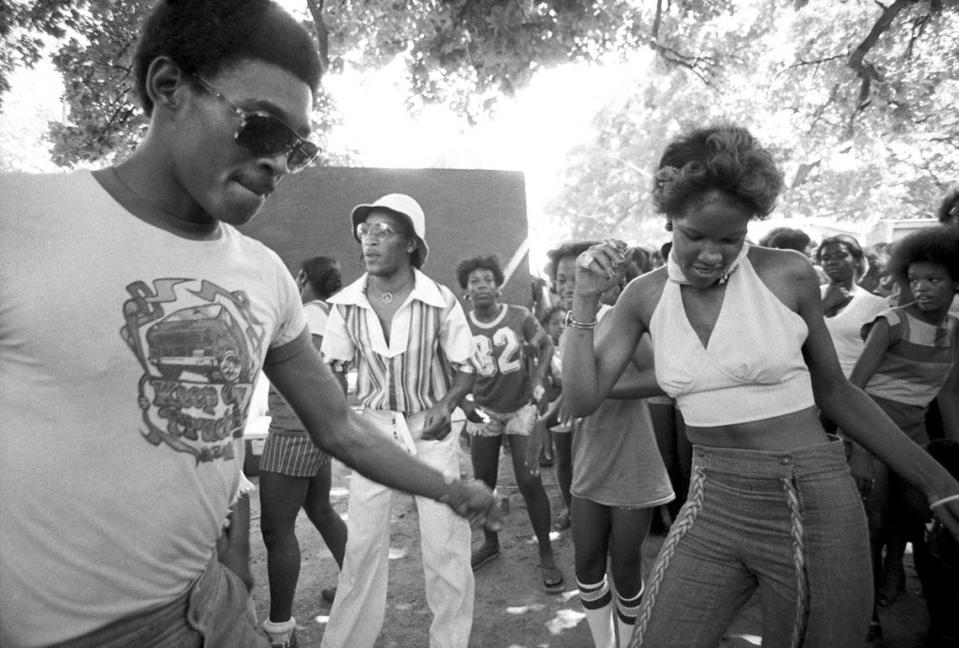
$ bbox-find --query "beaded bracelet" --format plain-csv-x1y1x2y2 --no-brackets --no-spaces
929,493,959,510
564,311,597,330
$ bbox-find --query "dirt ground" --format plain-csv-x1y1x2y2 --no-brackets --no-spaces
246,432,932,648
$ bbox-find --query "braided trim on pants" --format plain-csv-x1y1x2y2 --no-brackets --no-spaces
782,476,808,648
627,465,706,648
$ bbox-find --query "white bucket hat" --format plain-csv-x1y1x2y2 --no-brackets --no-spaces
350,193,430,266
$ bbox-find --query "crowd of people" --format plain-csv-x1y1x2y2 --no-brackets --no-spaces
1,2,499,648
1,1,958,648
560,134,959,648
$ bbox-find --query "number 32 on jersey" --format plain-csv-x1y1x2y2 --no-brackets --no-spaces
473,327,522,378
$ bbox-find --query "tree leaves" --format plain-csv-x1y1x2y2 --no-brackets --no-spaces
45,1,149,166
0,0,956,239
543,0,959,244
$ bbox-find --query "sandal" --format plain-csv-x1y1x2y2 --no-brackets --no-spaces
541,564,565,594
471,544,501,572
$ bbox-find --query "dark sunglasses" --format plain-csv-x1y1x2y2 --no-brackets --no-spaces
193,75,319,173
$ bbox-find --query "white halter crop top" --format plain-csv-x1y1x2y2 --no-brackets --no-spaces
648,246,815,426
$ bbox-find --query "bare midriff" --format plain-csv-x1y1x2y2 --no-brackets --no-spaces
684,405,830,452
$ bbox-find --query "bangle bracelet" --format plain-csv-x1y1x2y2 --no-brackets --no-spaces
564,311,597,330
929,493,959,510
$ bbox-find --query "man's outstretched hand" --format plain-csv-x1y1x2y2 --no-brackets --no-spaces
442,478,504,531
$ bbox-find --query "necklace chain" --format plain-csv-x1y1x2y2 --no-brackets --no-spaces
370,275,413,305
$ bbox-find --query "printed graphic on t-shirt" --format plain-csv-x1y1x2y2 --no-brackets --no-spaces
120,279,265,463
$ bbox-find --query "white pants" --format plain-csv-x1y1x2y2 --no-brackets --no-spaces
321,410,474,648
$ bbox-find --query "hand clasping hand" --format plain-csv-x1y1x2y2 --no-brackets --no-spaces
443,478,505,531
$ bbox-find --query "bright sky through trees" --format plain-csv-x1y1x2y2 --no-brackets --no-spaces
0,61,63,173
0,37,637,269
2,0,957,269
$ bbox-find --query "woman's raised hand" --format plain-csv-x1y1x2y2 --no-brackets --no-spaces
574,239,629,297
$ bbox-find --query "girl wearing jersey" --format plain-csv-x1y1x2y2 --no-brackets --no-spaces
457,255,565,593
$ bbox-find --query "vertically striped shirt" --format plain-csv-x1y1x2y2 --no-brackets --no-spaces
322,269,475,413
861,305,958,406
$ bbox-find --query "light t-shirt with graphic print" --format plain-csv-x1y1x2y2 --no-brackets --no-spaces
0,170,306,647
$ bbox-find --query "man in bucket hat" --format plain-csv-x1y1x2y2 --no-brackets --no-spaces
351,193,430,268
321,194,479,648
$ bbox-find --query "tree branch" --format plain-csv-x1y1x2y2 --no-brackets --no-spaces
791,159,822,189
647,0,714,84
843,0,913,137
776,53,846,79
788,54,847,69
847,0,911,110
805,82,842,131
652,0,664,36
906,13,929,57
305,0,329,72
611,195,649,229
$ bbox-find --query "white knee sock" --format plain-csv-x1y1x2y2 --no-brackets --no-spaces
579,576,615,648
616,583,644,648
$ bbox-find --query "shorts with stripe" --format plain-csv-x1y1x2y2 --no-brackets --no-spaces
260,429,331,478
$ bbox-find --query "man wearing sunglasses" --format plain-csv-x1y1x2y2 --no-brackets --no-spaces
320,194,478,648
0,2,498,648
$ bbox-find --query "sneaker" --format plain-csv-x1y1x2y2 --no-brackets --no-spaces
262,618,298,648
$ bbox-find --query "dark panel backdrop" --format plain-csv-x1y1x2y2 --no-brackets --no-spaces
240,167,532,308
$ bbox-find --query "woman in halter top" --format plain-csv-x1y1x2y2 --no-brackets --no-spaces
562,125,959,648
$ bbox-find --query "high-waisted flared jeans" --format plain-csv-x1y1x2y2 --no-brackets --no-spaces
628,439,871,648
